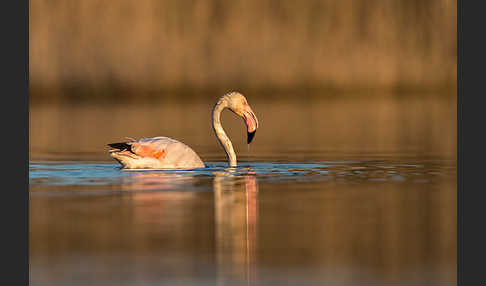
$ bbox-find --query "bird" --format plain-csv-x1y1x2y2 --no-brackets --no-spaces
108,91,259,169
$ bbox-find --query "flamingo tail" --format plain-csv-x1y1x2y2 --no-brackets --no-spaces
108,142,133,153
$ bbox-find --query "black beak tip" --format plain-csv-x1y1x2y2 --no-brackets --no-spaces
247,131,256,144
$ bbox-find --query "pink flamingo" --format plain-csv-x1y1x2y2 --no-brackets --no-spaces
108,92,259,169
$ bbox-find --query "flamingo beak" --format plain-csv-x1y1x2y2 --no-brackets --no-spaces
243,106,259,144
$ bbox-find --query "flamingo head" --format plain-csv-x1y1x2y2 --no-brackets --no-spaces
225,92,259,144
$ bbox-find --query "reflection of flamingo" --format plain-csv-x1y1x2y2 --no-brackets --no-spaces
108,92,259,169
119,172,197,192
213,170,258,284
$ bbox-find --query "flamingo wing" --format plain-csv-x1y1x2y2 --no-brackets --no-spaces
108,137,171,160
130,141,167,160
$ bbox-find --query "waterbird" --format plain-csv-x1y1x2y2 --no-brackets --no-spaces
108,92,259,169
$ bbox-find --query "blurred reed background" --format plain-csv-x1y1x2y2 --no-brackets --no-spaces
29,0,456,160
30,0,456,101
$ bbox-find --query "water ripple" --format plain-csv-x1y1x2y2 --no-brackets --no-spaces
29,160,454,197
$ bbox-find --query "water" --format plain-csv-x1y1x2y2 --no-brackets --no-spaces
29,95,456,285
30,160,449,192
30,158,456,286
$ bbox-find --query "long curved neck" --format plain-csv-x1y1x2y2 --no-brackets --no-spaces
212,99,237,167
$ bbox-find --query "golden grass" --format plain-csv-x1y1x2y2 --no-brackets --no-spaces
30,0,457,100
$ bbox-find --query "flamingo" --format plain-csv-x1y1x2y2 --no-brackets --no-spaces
108,92,259,169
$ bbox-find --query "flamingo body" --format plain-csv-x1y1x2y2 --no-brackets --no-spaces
109,137,205,169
